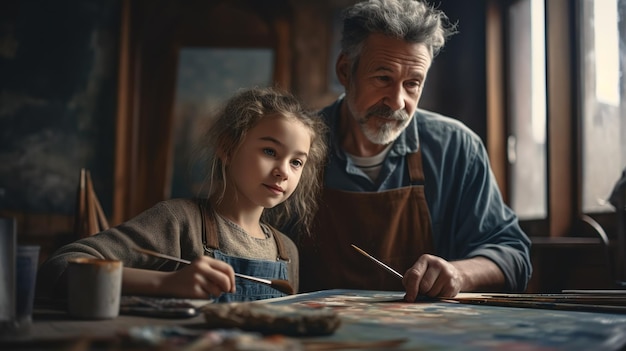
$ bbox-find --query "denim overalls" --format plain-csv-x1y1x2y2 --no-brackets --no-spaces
199,201,291,302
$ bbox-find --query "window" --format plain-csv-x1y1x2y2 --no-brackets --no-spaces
579,0,625,213
505,0,624,236
507,0,547,220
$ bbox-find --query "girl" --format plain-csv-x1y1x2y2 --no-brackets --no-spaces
37,87,328,302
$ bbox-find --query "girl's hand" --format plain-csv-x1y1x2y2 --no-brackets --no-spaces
160,256,237,298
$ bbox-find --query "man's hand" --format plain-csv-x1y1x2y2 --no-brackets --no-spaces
402,254,463,301
401,255,506,302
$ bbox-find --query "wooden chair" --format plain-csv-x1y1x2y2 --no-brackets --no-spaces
584,169,626,288
610,169,626,285
73,168,109,238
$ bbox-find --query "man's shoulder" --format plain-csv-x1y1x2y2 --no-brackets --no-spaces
415,109,475,134
414,109,482,146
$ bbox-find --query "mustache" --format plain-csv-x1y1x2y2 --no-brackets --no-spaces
365,104,409,121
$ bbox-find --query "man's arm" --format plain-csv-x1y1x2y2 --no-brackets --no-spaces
419,113,532,294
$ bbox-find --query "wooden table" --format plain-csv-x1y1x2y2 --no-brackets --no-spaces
0,307,209,350
2,289,626,350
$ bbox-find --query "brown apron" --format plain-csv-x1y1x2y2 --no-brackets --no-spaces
298,150,434,292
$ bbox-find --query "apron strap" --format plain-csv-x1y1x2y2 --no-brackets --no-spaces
198,199,290,261
407,149,426,185
199,199,220,251
268,227,291,262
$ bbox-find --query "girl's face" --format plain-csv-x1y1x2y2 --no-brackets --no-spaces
224,114,312,210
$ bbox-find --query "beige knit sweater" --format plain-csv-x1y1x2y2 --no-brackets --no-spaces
36,198,299,299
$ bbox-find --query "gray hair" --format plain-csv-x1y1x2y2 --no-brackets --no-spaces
340,0,457,61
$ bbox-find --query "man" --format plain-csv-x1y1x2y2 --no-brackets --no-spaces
297,0,532,301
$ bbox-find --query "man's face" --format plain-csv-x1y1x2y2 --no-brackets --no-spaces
338,33,432,145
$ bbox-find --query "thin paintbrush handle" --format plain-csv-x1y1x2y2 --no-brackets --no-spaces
351,244,404,280
133,247,192,264
233,272,272,285
132,247,281,289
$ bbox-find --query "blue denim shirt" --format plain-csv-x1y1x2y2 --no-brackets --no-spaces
320,97,532,292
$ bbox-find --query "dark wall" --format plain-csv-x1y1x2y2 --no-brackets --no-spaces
0,0,488,218
420,0,487,141
0,0,120,215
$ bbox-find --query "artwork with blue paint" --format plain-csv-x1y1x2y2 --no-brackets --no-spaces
264,289,626,350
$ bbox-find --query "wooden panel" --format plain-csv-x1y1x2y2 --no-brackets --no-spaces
527,237,613,293
113,0,134,226
546,0,575,237
485,0,508,200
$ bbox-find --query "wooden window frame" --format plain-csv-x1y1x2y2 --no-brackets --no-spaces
487,0,618,239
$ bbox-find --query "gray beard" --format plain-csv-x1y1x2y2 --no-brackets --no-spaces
361,120,401,145
358,104,410,144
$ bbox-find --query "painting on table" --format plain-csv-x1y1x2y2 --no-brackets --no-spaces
263,289,626,351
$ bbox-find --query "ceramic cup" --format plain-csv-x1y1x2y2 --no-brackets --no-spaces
67,258,123,320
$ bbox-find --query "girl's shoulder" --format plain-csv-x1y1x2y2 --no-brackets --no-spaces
153,197,204,210
143,198,204,223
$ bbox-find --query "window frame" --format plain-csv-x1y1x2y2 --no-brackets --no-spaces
488,0,619,239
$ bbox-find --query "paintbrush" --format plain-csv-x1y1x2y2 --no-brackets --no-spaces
351,244,404,280
443,296,626,314
132,247,294,295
